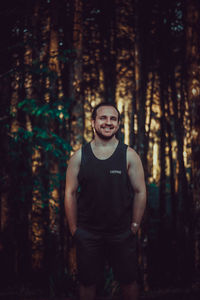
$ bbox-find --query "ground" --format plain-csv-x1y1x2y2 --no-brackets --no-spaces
1,289,200,300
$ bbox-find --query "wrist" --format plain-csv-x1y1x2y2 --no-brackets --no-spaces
131,222,139,227
131,222,139,233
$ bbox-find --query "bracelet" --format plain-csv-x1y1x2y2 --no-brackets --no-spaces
131,222,139,228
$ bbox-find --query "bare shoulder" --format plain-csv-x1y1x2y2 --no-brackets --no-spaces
127,147,146,196
127,147,145,187
68,147,82,167
127,146,141,164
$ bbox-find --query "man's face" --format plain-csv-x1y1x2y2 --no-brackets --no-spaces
92,106,120,140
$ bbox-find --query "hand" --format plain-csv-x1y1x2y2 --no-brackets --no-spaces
71,227,77,237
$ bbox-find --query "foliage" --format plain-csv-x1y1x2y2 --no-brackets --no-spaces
8,97,72,200
18,98,70,122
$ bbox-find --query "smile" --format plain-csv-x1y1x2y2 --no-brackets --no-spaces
102,127,113,132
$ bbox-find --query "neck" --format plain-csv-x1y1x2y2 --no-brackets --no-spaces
93,135,118,147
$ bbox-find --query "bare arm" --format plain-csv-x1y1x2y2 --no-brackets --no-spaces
64,148,81,236
127,147,146,234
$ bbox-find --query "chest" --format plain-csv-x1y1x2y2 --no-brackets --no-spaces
91,146,117,160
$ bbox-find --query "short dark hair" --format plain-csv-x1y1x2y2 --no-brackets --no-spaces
91,102,121,121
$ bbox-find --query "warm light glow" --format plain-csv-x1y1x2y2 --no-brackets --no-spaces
191,129,198,139
153,141,159,181
49,28,60,73
83,91,102,143
59,112,64,119
26,115,32,132
49,188,59,234
124,100,130,144
59,92,64,98
166,156,170,176
32,149,41,173
192,87,200,96
172,141,177,160
150,118,160,133
115,69,133,145
117,98,123,114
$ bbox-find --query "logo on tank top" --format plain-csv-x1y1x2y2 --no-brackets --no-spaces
110,170,122,174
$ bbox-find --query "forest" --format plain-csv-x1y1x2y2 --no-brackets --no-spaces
0,0,200,299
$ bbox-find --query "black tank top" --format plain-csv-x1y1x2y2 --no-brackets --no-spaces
77,140,134,233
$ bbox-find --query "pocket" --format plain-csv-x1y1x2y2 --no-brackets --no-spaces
129,228,137,238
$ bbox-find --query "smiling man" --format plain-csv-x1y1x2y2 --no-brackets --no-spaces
65,103,146,300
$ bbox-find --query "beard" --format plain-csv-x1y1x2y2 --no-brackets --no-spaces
94,127,119,140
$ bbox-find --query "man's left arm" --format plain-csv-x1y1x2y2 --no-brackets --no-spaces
127,147,147,234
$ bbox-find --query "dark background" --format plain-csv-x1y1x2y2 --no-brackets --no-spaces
0,0,200,299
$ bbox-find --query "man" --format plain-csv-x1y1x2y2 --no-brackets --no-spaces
65,103,146,300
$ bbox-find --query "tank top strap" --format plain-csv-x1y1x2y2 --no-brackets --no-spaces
113,140,128,166
81,142,92,166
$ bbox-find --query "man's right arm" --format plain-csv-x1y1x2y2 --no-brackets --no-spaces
64,148,81,236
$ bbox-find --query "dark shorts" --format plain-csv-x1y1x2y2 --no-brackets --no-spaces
73,227,138,286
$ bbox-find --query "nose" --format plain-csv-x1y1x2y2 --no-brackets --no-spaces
105,118,111,125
